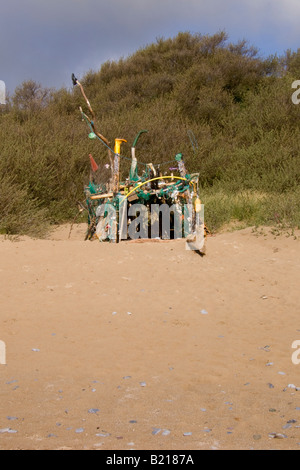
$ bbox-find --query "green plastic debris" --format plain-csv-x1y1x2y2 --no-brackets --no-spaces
88,182,97,194
88,132,97,140
175,153,183,161
132,130,148,148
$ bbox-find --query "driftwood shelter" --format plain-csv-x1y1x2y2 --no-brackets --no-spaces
72,74,206,253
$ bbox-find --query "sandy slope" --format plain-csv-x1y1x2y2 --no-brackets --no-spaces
0,224,300,450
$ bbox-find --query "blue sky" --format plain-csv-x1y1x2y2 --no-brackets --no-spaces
0,0,299,95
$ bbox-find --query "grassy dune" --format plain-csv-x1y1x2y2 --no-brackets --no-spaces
0,32,299,235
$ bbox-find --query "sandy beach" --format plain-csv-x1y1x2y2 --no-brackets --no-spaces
0,224,300,450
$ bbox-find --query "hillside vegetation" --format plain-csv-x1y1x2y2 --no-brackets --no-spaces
0,31,300,235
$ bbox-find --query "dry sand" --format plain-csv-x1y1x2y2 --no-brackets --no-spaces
0,224,300,450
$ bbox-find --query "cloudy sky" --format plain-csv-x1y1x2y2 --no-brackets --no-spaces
0,0,299,95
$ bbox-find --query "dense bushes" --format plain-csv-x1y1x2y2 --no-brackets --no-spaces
0,31,299,235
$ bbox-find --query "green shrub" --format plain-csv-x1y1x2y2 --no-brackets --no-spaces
0,32,299,235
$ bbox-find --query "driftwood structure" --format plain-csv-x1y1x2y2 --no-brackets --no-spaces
72,74,206,253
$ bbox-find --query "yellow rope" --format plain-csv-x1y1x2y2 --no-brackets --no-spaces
119,176,189,205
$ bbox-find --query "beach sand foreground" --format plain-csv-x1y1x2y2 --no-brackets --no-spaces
0,224,300,450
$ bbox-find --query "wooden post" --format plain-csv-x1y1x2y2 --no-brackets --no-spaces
113,138,127,193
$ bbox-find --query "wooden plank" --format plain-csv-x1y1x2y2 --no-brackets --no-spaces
90,193,114,200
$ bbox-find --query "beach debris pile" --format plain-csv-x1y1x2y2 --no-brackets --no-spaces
71,74,206,253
